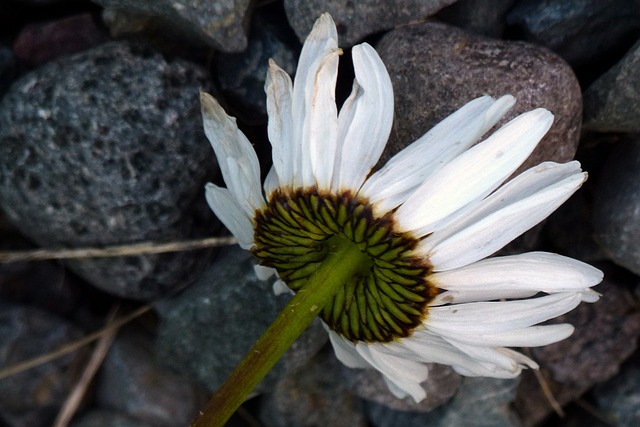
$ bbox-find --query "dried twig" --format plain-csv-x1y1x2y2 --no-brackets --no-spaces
533,367,565,418
0,305,151,380
0,236,237,263
53,306,120,427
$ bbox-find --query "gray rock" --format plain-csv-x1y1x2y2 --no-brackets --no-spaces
71,410,160,427
259,350,367,427
0,44,17,98
0,41,217,300
345,363,460,413
437,0,517,38
216,9,299,123
593,356,640,426
515,270,640,425
583,39,640,132
154,246,328,393
0,304,83,427
365,377,521,427
375,21,582,172
593,137,640,275
506,0,640,69
284,0,456,46
94,0,251,53
95,326,206,426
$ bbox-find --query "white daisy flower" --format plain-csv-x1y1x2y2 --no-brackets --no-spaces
201,13,602,403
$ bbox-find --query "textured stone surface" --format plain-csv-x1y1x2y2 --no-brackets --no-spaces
592,138,640,275
375,21,582,172
284,0,456,46
583,39,640,132
71,410,158,427
154,246,328,393
0,44,17,97
94,0,252,52
0,304,83,427
345,363,460,413
506,0,640,69
515,270,640,425
259,350,367,427
0,41,217,300
95,326,206,426
216,8,299,122
12,13,109,65
593,355,640,426
365,377,520,427
437,0,517,38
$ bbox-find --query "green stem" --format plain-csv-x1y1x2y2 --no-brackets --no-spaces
191,238,368,427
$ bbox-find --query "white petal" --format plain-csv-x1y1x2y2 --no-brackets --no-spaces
396,109,553,233
361,95,515,214
426,293,583,334
327,329,371,369
291,13,340,188
265,60,294,188
440,324,575,348
431,288,540,305
205,183,254,250
263,165,279,200
441,338,524,372
332,43,394,192
253,264,276,281
426,166,587,270
431,251,603,294
357,343,428,402
201,92,265,213
272,279,293,295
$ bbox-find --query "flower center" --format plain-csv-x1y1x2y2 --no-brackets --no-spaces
252,188,436,343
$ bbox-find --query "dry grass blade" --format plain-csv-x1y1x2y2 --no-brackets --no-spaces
0,236,237,263
53,306,120,427
533,367,565,418
0,305,151,380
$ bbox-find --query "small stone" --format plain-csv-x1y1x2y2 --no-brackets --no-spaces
583,39,640,132
364,377,520,427
284,0,456,46
0,304,83,427
506,0,640,70
592,137,640,275
0,41,217,300
259,350,367,427
514,269,640,425
12,13,109,66
94,0,251,52
437,0,517,38
345,363,460,413
216,8,299,122
154,246,328,393
375,21,582,172
95,326,207,426
593,355,640,426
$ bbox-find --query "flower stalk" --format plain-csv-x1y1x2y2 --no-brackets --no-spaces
191,237,371,427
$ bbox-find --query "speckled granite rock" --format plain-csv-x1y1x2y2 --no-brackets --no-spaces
94,0,251,52
345,363,460,413
375,21,582,172
0,41,217,300
365,377,521,427
154,246,328,393
515,269,640,426
284,0,456,46
583,39,640,132
259,350,367,427
0,304,83,427
592,137,640,275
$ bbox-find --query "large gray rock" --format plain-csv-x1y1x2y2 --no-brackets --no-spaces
506,0,640,69
583,39,640,132
437,0,517,38
154,246,328,393
375,21,583,172
0,44,17,97
95,326,206,426
365,377,520,427
593,138,640,275
284,0,456,46
0,41,217,300
0,304,83,427
593,355,640,426
94,0,251,52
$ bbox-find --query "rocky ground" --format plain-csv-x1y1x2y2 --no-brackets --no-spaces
0,0,639,426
